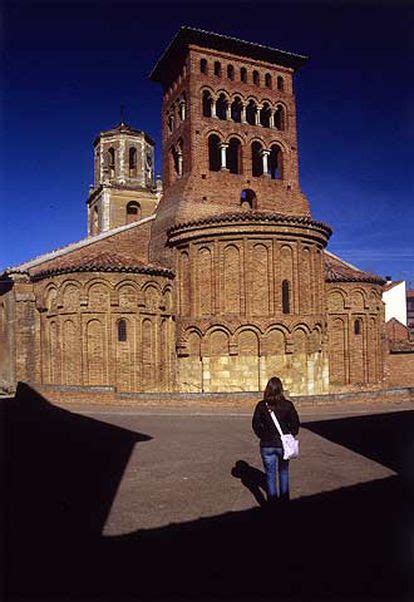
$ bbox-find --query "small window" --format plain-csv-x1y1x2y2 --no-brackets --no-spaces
126,201,141,223
214,61,221,77
240,67,247,83
240,189,256,210
129,147,137,176
200,58,207,74
253,70,260,86
265,73,272,89
277,76,284,91
118,319,127,342
227,64,234,80
354,319,361,335
282,280,290,314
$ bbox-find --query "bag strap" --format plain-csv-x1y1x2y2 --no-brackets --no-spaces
266,403,284,438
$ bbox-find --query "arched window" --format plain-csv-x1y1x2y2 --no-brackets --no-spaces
251,141,263,177
214,61,221,77
126,201,141,224
277,76,284,91
200,58,208,74
202,90,213,118
216,93,228,120
227,137,242,175
282,280,290,314
167,113,175,133
108,147,115,177
117,319,127,342
92,206,99,235
253,70,260,86
179,94,186,120
354,319,362,335
240,189,256,210
231,97,243,123
129,147,137,176
274,106,285,130
265,73,272,89
240,67,247,83
260,103,271,128
246,100,257,125
171,141,183,177
227,64,234,80
208,134,221,171
269,144,283,179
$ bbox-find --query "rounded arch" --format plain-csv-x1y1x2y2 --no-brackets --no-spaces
200,58,208,74
126,200,142,223
230,96,243,123
216,92,229,120
327,288,348,311
227,64,235,80
265,73,272,89
269,144,284,179
227,136,242,174
208,133,221,171
292,322,312,336
85,278,114,294
274,105,286,130
114,279,140,293
240,189,257,210
277,75,285,91
251,140,263,177
240,66,248,83
128,146,137,176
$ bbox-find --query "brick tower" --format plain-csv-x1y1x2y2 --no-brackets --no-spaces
150,27,333,394
87,121,159,236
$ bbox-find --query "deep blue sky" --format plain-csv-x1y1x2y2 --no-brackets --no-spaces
2,1,414,283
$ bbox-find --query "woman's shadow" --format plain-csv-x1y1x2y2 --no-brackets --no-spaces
231,460,267,507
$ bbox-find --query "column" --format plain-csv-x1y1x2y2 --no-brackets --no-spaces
241,103,247,124
177,151,183,177
226,103,231,120
257,105,263,127
254,106,259,126
270,111,275,128
261,149,270,176
211,97,217,118
220,143,229,171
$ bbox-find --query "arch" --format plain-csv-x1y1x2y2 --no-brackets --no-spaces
144,284,161,311
214,61,222,77
202,89,213,118
180,251,190,316
269,144,283,179
48,320,61,383
260,103,271,128
206,328,230,356
240,189,257,210
198,246,213,316
262,328,286,356
208,134,221,171
45,285,58,311
240,66,247,83
117,318,127,342
265,73,272,89
126,200,142,224
200,58,208,74
187,330,202,358
282,279,290,314
251,141,263,177
277,75,284,91
292,327,307,353
253,70,260,86
223,245,241,313
128,147,137,176
230,96,243,123
329,317,347,385
107,147,115,177
246,99,257,126
216,93,228,120
88,281,111,310
350,290,366,310
227,137,242,174
274,105,285,130
118,283,138,308
62,282,80,312
227,64,234,80
86,319,107,385
251,243,270,316
63,319,79,385
178,93,186,120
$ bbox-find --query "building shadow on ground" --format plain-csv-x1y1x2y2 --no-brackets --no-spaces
3,389,413,600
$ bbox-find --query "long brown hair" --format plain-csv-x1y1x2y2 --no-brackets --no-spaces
263,376,285,406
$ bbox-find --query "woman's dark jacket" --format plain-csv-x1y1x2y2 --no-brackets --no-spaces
252,399,300,448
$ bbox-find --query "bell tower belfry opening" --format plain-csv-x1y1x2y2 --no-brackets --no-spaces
87,121,160,236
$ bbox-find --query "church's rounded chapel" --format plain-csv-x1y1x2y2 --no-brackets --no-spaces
0,27,386,396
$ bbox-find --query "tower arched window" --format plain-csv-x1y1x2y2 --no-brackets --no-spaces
240,67,247,83
231,97,243,123
354,319,362,335
216,93,228,120
240,189,257,210
171,142,183,178
200,58,208,74
277,76,284,91
260,103,271,128
246,100,257,125
126,201,141,224
167,113,175,133
251,141,263,177
253,70,260,86
227,137,242,175
92,206,99,235
202,90,213,117
117,319,127,342
179,94,186,121
265,73,272,89
274,106,285,130
208,134,221,172
269,145,283,179
227,64,234,80
214,61,222,77
129,147,137,177
282,280,290,314
108,147,115,177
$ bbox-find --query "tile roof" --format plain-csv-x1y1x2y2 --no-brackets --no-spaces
30,251,174,281
324,252,386,285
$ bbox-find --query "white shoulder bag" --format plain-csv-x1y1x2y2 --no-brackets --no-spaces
267,404,299,460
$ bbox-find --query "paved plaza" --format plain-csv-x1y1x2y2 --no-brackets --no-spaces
3,389,414,600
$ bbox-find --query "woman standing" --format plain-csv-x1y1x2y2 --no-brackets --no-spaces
252,376,300,504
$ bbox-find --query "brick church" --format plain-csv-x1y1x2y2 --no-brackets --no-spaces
0,27,389,397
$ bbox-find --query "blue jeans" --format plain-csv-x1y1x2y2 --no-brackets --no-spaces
260,446,289,500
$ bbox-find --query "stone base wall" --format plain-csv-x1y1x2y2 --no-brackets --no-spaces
177,350,329,395
385,351,414,387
